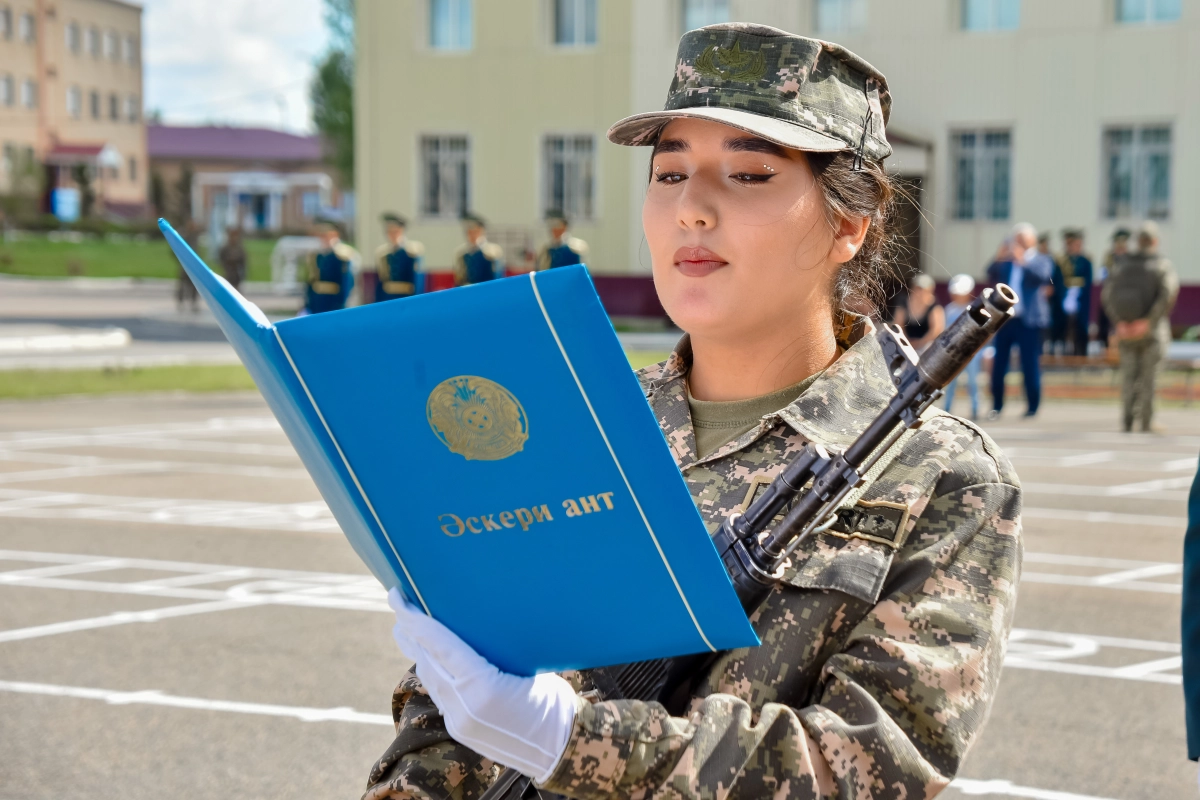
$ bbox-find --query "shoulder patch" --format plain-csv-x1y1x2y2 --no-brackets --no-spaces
482,242,504,260
567,237,589,255
405,241,425,257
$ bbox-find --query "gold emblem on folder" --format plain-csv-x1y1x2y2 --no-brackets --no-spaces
426,376,529,461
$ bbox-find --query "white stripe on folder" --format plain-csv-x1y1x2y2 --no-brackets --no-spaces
528,271,716,652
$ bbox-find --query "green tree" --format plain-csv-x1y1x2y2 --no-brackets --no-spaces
175,163,194,224
311,0,355,188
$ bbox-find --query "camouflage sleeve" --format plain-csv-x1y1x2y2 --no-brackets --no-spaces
1146,259,1179,328
363,667,502,800
538,481,1022,800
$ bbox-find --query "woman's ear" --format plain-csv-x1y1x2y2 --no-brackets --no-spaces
829,215,870,265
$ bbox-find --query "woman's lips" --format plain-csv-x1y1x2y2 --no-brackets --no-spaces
673,246,728,278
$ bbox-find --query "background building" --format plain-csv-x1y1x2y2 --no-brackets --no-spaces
148,124,348,234
0,0,146,216
356,0,1198,293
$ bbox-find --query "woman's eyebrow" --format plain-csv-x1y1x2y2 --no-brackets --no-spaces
724,137,790,158
653,138,689,154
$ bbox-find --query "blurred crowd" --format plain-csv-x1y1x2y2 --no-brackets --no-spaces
893,221,1178,432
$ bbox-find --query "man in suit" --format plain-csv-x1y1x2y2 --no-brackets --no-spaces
986,222,1055,419
535,210,588,271
375,213,425,302
453,214,504,287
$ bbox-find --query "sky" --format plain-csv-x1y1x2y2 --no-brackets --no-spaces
141,0,331,133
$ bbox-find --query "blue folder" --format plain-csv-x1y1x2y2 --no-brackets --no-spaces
161,220,757,676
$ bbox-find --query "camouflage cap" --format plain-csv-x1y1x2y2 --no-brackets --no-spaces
608,23,892,161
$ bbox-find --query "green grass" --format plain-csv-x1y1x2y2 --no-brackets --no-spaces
626,351,670,370
0,237,275,281
0,364,257,400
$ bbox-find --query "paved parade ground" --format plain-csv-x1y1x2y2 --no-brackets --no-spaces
0,391,1194,799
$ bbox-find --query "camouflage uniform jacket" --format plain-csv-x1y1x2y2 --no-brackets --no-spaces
364,319,1023,800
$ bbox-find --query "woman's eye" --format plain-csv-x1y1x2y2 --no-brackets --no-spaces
731,172,775,184
654,172,686,184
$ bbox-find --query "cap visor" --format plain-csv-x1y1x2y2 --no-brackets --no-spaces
607,106,846,153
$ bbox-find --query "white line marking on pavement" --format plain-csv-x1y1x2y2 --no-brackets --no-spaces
1006,628,1181,685
1022,552,1181,594
0,453,309,484
0,600,252,643
950,778,1118,800
0,488,338,532
0,680,392,725
1023,476,1194,499
0,681,1126,799
1021,507,1186,528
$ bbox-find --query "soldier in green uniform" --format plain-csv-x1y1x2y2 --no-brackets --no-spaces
1102,221,1178,433
536,210,589,271
304,218,360,315
375,213,425,302
368,24,1022,800
453,214,504,286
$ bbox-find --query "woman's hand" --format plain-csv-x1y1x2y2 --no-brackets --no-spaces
387,588,580,784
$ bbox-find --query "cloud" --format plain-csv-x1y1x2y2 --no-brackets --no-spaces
142,0,330,132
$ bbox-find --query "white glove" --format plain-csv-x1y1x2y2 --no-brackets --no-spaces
388,588,579,784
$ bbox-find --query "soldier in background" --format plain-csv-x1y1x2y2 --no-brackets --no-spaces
1044,232,1068,354
304,218,359,315
176,219,201,312
535,210,588,271
453,213,504,286
218,227,247,291
1097,228,1131,350
1060,228,1094,356
1102,221,1178,433
375,213,424,302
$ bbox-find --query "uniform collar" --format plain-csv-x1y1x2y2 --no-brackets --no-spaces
645,315,894,470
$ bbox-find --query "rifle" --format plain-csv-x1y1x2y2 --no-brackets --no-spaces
480,284,1018,800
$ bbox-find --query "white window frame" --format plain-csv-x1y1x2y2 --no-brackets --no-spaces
960,0,1020,31
128,155,137,183
0,74,13,107
125,94,139,122
814,0,868,35
1102,124,1172,221
429,0,473,51
21,78,37,109
552,0,597,47
66,85,81,118
950,128,1013,221
86,26,99,57
103,30,118,60
542,133,597,222
66,21,80,53
1115,0,1181,24
419,134,472,220
89,90,100,119
681,0,729,33
18,11,33,42
108,92,119,121
0,8,11,41
122,34,137,64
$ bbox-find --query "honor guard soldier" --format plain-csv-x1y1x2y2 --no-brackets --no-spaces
375,213,425,302
1060,228,1094,356
453,213,504,286
535,210,588,271
304,218,359,315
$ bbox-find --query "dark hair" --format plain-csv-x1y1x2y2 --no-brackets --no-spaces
804,151,900,319
647,139,900,319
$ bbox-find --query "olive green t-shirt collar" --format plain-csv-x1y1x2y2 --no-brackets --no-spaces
687,372,822,459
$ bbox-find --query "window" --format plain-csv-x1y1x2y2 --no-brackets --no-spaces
89,90,99,119
108,93,118,120
1103,125,1171,220
66,21,80,52
66,85,81,118
18,11,33,42
301,191,321,219
951,129,1011,220
124,94,139,122
429,0,472,50
1,144,12,177
554,0,596,46
128,156,137,182
962,0,1019,31
86,26,99,56
1116,0,1180,23
815,0,867,34
104,30,118,60
0,8,10,40
123,34,137,64
682,0,728,31
21,78,36,109
543,135,595,221
0,75,12,107
420,135,470,218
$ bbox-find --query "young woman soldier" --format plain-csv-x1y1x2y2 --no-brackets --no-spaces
367,23,1022,800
